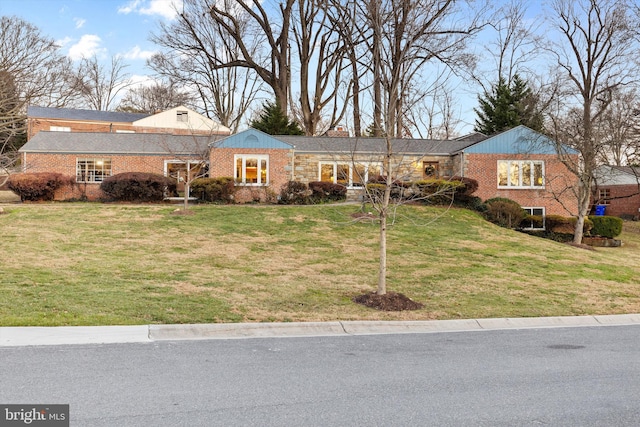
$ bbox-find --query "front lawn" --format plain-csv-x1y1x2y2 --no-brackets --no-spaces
1,203,639,326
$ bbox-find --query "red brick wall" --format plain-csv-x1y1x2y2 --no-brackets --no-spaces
464,153,578,216
598,185,640,217
209,148,292,203
23,152,181,201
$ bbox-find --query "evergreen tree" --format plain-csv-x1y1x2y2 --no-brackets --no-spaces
474,75,543,135
249,101,303,135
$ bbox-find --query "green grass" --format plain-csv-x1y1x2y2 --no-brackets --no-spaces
1,203,640,326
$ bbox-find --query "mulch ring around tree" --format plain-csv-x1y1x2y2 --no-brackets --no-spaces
353,291,424,311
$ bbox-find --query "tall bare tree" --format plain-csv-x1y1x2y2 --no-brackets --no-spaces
291,0,350,135
0,16,78,180
71,55,132,111
207,0,294,116
149,0,262,133
117,80,195,114
596,88,640,166
545,0,639,244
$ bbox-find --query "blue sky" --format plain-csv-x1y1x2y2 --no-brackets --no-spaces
0,0,180,81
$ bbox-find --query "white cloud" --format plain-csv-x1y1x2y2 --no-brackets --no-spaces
74,18,86,29
123,45,156,60
117,0,142,15
56,36,73,48
68,34,106,60
117,0,181,20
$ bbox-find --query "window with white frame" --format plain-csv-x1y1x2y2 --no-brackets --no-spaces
235,155,268,185
319,161,381,187
597,188,611,205
522,207,545,230
50,126,71,132
498,160,544,188
76,158,111,182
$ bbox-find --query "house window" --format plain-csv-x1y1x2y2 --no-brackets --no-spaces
50,126,71,132
76,158,111,183
177,110,188,123
235,155,268,185
597,188,611,205
319,161,381,187
522,207,545,230
498,160,544,188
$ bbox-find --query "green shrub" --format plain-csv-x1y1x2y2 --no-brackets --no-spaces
7,172,74,201
484,197,525,229
191,177,235,203
100,172,176,202
545,215,593,234
308,181,347,203
279,181,310,204
588,215,623,238
414,179,464,205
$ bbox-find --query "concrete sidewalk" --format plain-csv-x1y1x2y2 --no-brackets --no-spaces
2,314,640,347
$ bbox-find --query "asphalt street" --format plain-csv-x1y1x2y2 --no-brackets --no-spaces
1,323,639,426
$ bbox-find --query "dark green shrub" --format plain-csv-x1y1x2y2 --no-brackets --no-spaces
521,214,545,229
484,197,525,229
588,215,623,238
191,177,235,203
366,176,412,200
308,181,347,202
100,172,176,202
7,172,74,201
279,181,310,204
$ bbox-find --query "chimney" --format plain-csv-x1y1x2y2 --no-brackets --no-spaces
325,125,349,137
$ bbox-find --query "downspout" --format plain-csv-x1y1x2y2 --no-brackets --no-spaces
459,150,465,178
291,145,296,181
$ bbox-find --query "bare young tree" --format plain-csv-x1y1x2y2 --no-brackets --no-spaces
149,0,262,133
71,55,132,111
359,0,485,295
117,80,195,114
545,0,639,244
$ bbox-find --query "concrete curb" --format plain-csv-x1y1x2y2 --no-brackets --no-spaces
1,314,640,347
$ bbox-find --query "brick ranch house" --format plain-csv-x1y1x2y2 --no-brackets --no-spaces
19,106,578,219
593,165,640,219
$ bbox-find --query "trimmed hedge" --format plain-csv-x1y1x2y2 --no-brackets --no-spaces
308,181,347,203
279,181,311,204
545,214,594,235
588,215,623,238
100,172,176,202
414,179,464,204
484,197,525,229
7,172,74,201
191,177,236,203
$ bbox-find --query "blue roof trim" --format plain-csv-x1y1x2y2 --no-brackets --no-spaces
213,128,293,149
463,126,566,155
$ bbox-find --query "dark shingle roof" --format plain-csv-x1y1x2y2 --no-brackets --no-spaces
27,106,151,123
274,135,476,155
20,132,215,155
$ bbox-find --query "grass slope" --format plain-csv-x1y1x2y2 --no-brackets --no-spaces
1,203,639,326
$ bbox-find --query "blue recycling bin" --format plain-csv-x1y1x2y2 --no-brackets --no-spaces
595,205,606,216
